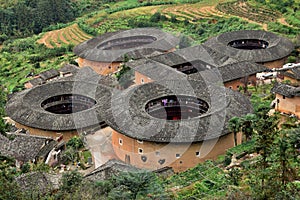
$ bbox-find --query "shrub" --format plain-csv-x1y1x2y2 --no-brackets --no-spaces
66,136,84,150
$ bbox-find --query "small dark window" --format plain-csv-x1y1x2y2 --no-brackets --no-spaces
179,161,183,164
119,138,123,145
196,152,200,157
283,96,286,99
138,148,143,154
158,159,165,165
137,140,143,144
141,155,147,162
176,153,180,158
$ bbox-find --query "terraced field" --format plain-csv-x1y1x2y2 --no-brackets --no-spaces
216,0,282,24
37,24,92,48
160,4,226,22
109,5,160,18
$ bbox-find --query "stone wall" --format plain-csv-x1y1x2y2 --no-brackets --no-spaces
77,58,121,75
14,122,78,142
224,74,257,91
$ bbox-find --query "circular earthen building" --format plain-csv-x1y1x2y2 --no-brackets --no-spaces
73,28,179,75
203,30,294,69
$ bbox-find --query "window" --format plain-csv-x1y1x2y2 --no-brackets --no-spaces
283,95,286,99
229,86,233,89
141,78,144,84
141,155,147,162
137,140,143,144
119,138,123,145
138,148,143,154
155,151,160,156
108,66,111,69
196,152,200,157
176,153,180,158
158,159,165,165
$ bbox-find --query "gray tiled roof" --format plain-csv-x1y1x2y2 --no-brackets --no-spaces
15,172,61,193
59,63,80,74
271,82,300,98
85,159,142,181
73,28,179,62
5,69,112,131
282,67,300,80
102,77,253,143
127,44,267,83
28,77,44,87
203,30,294,63
39,69,59,80
0,133,57,163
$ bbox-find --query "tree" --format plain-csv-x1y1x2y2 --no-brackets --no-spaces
239,113,257,141
0,86,8,136
179,35,192,49
60,171,83,193
66,136,84,150
228,116,241,146
108,171,168,199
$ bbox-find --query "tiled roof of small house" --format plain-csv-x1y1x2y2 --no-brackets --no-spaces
28,77,44,87
25,65,79,88
73,28,179,62
127,45,267,83
271,82,300,98
67,67,119,88
85,159,142,181
15,172,61,193
0,133,57,163
5,70,112,131
58,63,80,74
39,69,59,81
203,30,294,63
102,77,253,143
210,61,267,83
282,66,300,80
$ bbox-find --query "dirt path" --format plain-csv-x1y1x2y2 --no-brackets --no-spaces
58,30,69,46
199,5,225,18
37,31,55,48
278,17,295,28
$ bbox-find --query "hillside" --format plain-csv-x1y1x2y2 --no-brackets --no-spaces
1,0,299,92
0,0,299,199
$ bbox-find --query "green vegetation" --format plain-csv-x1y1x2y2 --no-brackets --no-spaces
217,0,281,23
0,0,299,199
66,136,84,150
0,87,8,135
